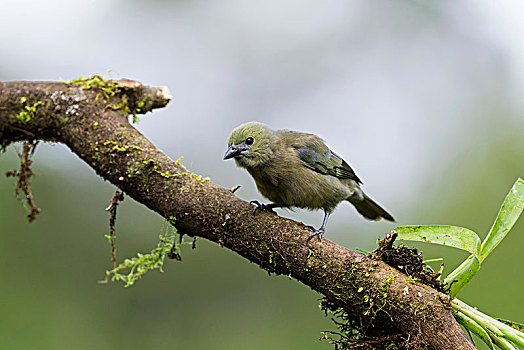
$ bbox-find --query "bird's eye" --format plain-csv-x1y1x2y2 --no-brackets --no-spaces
245,137,254,145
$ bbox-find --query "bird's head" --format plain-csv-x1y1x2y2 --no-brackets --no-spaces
224,122,275,168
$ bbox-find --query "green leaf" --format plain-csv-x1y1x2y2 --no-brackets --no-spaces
444,254,480,298
394,225,481,254
480,178,524,263
453,309,494,350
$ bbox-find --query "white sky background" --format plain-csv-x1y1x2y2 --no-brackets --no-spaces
1,0,523,244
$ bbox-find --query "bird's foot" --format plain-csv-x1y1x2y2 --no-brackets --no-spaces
250,201,278,216
306,227,325,241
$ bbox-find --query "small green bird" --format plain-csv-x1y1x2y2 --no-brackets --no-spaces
224,122,395,240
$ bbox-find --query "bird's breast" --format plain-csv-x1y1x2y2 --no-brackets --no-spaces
247,160,353,211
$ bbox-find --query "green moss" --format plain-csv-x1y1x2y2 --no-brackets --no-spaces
318,270,404,348
221,214,233,229
405,276,419,284
135,95,154,114
191,172,210,183
16,112,31,123
66,75,121,97
153,166,180,179
131,113,140,124
64,75,155,123
16,100,43,123
319,296,403,349
362,273,398,317
126,159,148,178
124,95,155,123
174,157,188,171
92,145,102,162
381,274,397,299
103,140,144,153
104,220,180,287
112,98,138,123
65,75,140,122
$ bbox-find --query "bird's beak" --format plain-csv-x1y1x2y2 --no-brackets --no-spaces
224,145,241,160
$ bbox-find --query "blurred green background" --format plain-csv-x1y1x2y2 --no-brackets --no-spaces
1,0,523,349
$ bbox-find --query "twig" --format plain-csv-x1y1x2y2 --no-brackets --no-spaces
5,140,41,222
105,190,124,268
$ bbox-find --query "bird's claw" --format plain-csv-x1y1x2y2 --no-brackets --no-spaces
306,227,325,241
250,200,277,216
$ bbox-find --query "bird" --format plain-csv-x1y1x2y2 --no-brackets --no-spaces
223,122,395,240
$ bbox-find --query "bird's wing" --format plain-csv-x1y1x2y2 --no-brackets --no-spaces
290,133,362,184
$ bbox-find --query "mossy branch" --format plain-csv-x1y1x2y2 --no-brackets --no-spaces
0,77,474,350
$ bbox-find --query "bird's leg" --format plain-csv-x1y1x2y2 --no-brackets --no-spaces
307,211,331,241
249,201,279,216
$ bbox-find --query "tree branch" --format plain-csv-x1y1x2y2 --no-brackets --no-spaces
0,78,475,349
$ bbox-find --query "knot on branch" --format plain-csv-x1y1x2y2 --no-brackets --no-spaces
372,232,445,293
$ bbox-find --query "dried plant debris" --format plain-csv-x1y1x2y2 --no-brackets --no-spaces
372,232,445,293
105,190,125,268
319,298,405,349
5,141,41,222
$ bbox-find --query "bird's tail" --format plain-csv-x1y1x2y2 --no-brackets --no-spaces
348,193,395,222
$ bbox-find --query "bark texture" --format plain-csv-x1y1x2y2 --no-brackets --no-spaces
0,79,475,350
